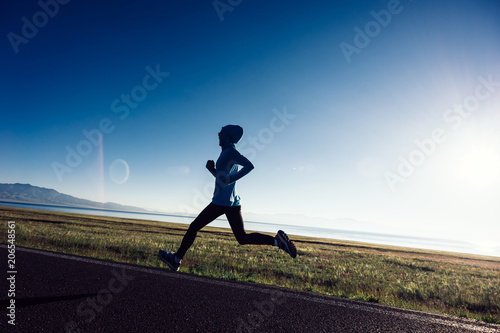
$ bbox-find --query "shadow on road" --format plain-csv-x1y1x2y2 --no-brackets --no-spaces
0,293,98,309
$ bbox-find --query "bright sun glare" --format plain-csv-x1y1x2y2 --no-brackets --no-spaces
456,144,500,188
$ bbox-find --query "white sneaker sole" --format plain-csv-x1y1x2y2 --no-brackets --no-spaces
158,250,180,271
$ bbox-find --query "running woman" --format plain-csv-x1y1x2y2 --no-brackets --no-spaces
159,124,297,271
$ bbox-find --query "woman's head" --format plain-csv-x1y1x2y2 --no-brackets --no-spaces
219,125,243,148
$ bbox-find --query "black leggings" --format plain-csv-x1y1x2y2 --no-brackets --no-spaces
176,203,275,259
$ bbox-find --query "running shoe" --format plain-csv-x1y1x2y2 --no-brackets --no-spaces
158,250,181,271
275,230,297,258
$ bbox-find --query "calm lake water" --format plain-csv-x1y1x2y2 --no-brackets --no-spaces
1,201,497,257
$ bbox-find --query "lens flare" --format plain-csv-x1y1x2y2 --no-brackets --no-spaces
109,159,130,185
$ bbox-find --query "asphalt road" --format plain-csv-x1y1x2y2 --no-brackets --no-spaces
1,245,499,333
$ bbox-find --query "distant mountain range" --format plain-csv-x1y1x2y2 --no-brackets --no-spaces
0,183,391,235
0,183,147,212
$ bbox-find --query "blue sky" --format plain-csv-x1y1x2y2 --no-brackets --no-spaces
1,0,499,253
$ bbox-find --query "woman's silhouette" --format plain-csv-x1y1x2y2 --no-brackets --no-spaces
159,125,297,271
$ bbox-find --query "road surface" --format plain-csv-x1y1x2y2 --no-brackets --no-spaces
1,245,499,332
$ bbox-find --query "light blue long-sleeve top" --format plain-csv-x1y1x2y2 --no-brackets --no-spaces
208,125,254,207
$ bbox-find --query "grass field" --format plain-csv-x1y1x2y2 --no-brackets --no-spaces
1,206,499,324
